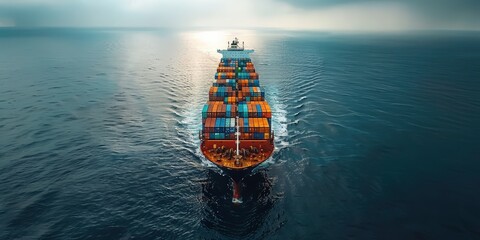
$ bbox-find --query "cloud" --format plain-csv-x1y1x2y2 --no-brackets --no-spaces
0,0,200,27
274,0,480,30
279,2,420,31
0,0,478,30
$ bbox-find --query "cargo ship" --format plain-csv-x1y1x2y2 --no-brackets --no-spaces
199,38,274,203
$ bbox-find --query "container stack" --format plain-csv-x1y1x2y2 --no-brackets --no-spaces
208,86,235,101
238,87,264,100
236,72,259,79
237,102,272,118
215,72,236,79
237,79,259,87
202,58,272,140
202,102,238,118
213,79,237,88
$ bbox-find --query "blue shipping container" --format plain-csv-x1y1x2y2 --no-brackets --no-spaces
215,118,220,132
202,105,208,118
226,105,231,117
256,105,262,117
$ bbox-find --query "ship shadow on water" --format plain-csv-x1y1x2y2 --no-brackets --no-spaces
200,169,275,238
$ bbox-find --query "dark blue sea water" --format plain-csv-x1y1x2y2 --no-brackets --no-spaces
1,28,480,239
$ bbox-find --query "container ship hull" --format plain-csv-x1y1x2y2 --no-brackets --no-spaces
200,139,274,176
199,38,274,202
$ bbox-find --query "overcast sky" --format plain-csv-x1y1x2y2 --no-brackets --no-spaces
0,0,479,30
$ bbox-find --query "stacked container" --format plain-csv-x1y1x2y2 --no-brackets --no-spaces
213,79,236,88
216,66,236,72
215,72,236,79
202,58,272,140
202,102,238,118
236,72,259,79
237,102,272,118
237,79,259,87
209,86,235,101
238,87,264,102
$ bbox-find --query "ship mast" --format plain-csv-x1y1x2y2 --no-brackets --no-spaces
234,116,241,166
235,116,240,155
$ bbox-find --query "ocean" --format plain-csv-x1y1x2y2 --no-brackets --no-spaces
1,28,479,239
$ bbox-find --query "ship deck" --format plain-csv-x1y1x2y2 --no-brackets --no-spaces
201,139,274,170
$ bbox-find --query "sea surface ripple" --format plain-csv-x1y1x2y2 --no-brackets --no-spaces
1,29,480,239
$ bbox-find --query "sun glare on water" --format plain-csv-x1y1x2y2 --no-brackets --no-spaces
190,31,230,53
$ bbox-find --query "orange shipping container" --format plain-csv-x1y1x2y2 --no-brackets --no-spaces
212,103,219,114
239,118,244,132
265,103,271,115
259,118,263,132
209,118,215,130
261,103,267,117
204,118,210,132
207,104,214,114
